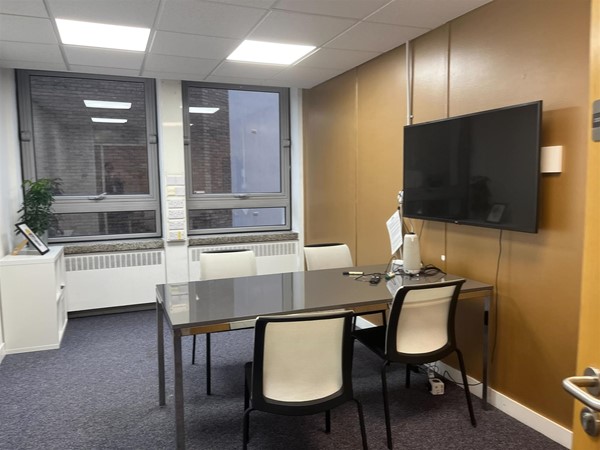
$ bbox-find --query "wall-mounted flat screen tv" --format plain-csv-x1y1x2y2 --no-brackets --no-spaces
403,100,542,233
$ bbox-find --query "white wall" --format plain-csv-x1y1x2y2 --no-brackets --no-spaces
0,73,305,317
0,68,24,358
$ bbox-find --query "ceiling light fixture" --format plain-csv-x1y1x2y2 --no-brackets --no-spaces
227,40,316,65
56,18,150,51
84,100,132,109
189,107,220,114
91,118,128,124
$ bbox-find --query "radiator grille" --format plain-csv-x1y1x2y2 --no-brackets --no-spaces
191,241,297,262
66,251,163,272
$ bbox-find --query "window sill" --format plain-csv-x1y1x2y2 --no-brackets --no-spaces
188,231,298,247
63,239,164,255
63,232,299,255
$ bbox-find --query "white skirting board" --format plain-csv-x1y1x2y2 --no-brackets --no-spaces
436,361,572,449
355,317,572,448
0,342,5,365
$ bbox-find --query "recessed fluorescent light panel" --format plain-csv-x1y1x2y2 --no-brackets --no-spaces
56,18,150,51
227,40,315,65
84,100,132,109
91,118,128,124
189,107,220,114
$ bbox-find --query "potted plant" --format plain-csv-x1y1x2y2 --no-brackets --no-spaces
17,178,61,241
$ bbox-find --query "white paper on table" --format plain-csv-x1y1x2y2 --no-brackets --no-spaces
386,210,403,255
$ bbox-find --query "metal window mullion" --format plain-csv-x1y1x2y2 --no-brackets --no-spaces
188,197,288,210
54,199,158,213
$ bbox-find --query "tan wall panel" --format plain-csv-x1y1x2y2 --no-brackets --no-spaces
303,0,590,428
443,0,589,427
356,47,406,265
411,24,450,122
573,2,600,446
303,71,358,257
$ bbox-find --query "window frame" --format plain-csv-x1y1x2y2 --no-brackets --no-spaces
16,70,161,243
182,81,291,235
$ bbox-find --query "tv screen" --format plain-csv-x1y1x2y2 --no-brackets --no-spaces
403,101,542,233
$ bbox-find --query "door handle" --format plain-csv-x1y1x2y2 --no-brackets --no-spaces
563,367,600,437
562,367,600,411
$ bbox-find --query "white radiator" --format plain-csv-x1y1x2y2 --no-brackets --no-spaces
65,250,166,312
188,241,300,281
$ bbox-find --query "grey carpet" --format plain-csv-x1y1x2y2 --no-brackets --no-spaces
0,310,566,449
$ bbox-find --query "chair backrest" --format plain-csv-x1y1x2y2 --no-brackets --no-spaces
250,310,355,414
199,249,257,281
385,280,465,362
304,243,353,271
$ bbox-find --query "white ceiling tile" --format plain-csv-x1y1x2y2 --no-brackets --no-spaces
0,0,494,89
274,0,389,19
204,74,270,86
296,47,380,70
64,46,145,70
270,66,343,88
249,10,356,46
144,54,220,75
0,14,57,44
158,1,266,39
47,0,160,28
0,41,63,64
211,60,286,78
0,0,48,17
142,70,207,82
0,58,66,71
366,0,492,28
69,65,141,77
209,0,277,8
326,22,427,53
150,31,240,60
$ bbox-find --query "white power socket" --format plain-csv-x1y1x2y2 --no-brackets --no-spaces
429,378,444,395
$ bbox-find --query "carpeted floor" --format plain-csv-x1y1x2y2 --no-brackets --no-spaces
0,310,566,449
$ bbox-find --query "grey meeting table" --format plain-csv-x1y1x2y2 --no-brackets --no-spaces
156,264,493,449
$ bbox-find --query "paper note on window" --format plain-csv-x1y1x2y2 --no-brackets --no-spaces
386,210,403,255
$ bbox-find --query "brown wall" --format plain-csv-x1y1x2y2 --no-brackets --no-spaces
303,0,590,428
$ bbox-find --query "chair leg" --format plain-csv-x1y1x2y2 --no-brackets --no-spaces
191,335,196,365
325,410,331,433
381,360,393,449
242,408,253,449
206,333,212,395
405,363,411,388
455,348,477,427
354,398,368,450
244,362,251,410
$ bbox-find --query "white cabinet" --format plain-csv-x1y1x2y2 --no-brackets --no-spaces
0,246,68,353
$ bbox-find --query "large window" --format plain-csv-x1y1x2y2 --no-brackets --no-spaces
17,70,160,242
183,82,290,234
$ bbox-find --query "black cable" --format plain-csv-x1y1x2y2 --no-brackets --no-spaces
442,370,482,387
491,230,503,363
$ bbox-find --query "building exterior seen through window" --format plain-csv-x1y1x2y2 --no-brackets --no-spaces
183,82,291,234
17,70,159,242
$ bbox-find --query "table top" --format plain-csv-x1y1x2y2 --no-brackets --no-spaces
156,265,492,331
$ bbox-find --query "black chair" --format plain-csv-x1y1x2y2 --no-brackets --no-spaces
192,249,257,395
353,280,476,449
243,310,368,449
